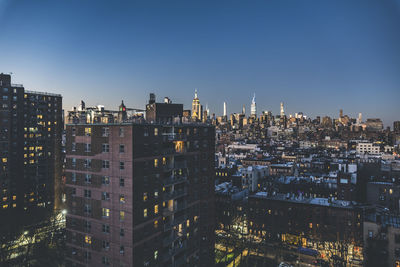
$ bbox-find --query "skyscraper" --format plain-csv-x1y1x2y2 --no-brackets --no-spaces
223,102,227,117
0,73,63,216
65,101,215,267
280,102,285,117
250,93,256,118
191,89,201,121
242,104,245,116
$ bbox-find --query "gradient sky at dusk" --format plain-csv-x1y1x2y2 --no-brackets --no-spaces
0,0,399,126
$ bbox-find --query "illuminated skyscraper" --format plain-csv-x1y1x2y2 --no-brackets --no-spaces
191,89,201,121
223,102,227,117
250,93,257,117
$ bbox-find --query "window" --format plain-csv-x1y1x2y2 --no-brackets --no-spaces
72,127,76,136
84,159,91,168
395,234,400,244
154,191,158,198
154,220,158,229
84,235,92,245
119,195,125,203
84,143,91,152
144,209,148,218
102,241,110,250
102,192,110,201
84,189,91,198
102,224,110,233
85,174,92,184
71,173,76,182
102,256,110,265
72,188,76,196
154,205,159,215
120,246,125,255
119,128,124,137
154,128,158,136
84,251,91,260
162,157,166,165
102,208,110,218
72,158,76,167
154,250,158,260
85,221,91,231
143,193,148,201
119,178,125,187
120,211,125,221
154,159,158,168
85,127,91,136
72,142,76,152
102,176,110,185
102,144,109,153
119,144,125,153
102,127,109,137
120,161,124,170
120,228,125,237
102,160,110,169
84,204,92,214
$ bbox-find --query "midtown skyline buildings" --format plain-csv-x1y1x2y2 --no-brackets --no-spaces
1,0,399,125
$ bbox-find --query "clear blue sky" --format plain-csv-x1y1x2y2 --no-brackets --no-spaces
0,0,399,126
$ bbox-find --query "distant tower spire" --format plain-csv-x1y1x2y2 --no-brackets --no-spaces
251,93,257,117
242,104,246,115
194,88,198,99
280,102,285,117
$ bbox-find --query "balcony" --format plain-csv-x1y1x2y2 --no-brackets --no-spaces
163,241,187,261
164,175,187,186
164,215,187,231
163,189,187,201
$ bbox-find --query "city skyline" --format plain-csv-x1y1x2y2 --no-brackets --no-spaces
1,0,399,125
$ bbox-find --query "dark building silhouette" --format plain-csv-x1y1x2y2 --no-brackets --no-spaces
145,94,183,124
0,73,63,219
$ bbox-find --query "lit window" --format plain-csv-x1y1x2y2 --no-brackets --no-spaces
85,235,92,244
154,250,158,260
186,219,190,227
144,209,147,218
162,157,166,165
154,159,158,168
390,189,393,194
154,205,159,215
102,208,110,218
85,128,91,136
143,193,147,201
154,128,158,136
119,195,125,203
154,220,158,229
120,211,125,221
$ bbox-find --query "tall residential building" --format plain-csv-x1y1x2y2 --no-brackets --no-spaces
0,73,63,216
280,102,285,117
191,89,201,121
250,93,256,118
65,101,215,267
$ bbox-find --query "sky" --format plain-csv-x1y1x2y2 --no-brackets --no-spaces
0,0,399,126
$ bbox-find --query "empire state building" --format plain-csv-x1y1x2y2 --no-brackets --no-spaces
192,89,202,121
